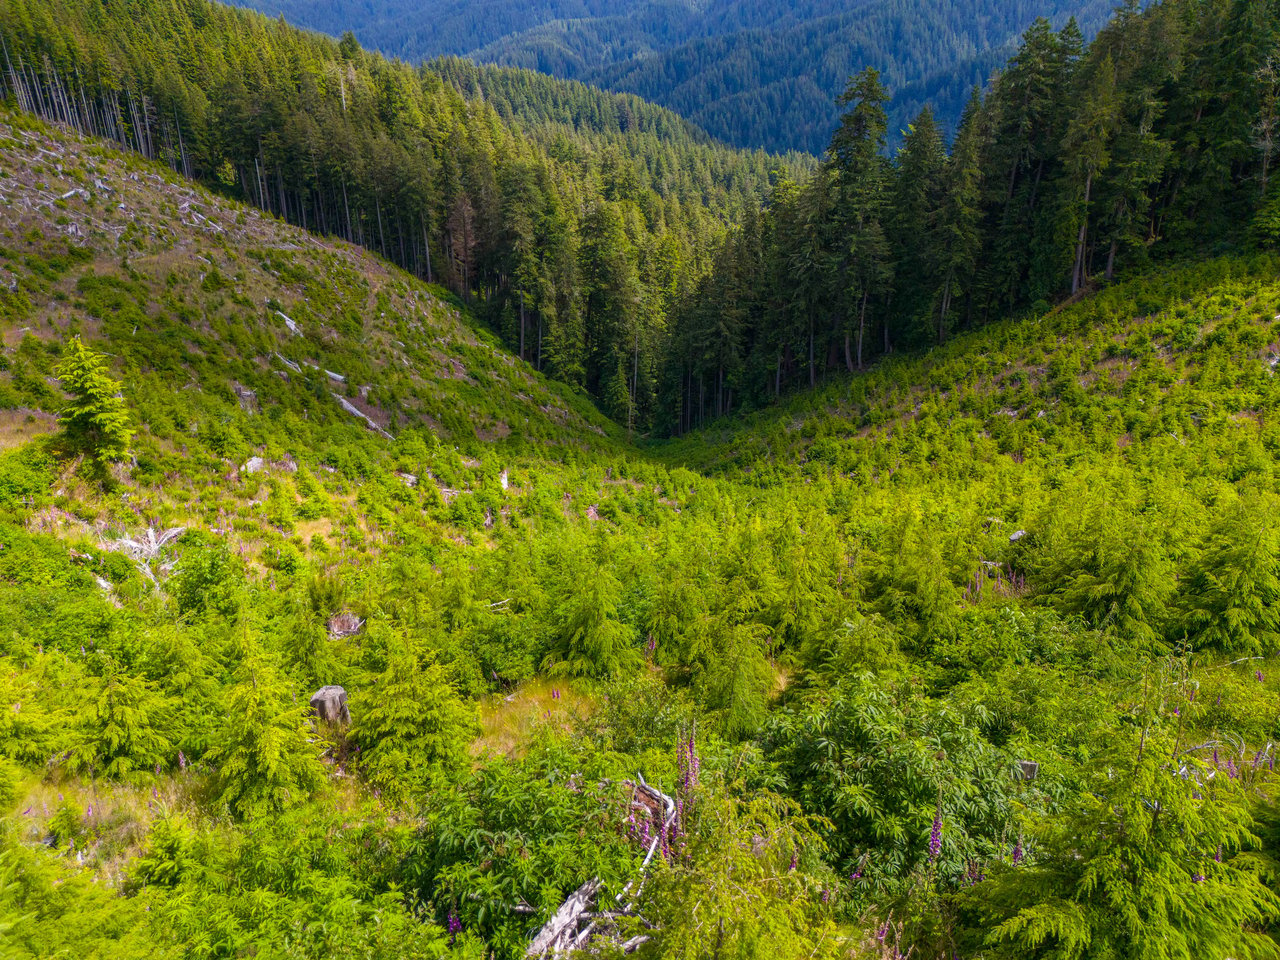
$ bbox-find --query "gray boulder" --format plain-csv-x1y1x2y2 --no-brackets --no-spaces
309,685,350,726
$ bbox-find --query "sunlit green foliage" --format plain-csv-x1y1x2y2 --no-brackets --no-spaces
0,54,1279,959
207,648,325,820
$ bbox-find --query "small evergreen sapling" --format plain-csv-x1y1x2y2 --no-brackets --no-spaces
53,336,132,466
207,650,324,820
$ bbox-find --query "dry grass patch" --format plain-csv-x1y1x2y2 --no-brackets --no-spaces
472,677,596,758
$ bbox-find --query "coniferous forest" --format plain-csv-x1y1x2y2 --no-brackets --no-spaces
1,0,1280,958
227,0,1118,155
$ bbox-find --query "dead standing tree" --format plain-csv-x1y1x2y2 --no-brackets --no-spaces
105,525,186,586
526,775,676,958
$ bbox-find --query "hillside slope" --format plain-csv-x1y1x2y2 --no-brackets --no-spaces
665,257,1280,478
1,114,1279,960
0,114,616,457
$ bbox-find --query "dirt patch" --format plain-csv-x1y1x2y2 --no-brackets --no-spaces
477,420,511,442
0,408,57,449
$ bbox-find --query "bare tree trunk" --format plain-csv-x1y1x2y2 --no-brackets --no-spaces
374,195,386,257
938,273,953,345
631,328,640,431
808,318,816,389
856,290,868,371
1071,172,1093,295
342,179,352,242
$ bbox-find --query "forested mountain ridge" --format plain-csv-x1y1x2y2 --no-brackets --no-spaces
0,0,806,432
230,0,1116,153
426,56,816,182
662,0,1280,434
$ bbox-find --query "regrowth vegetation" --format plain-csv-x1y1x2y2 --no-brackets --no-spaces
0,0,1278,958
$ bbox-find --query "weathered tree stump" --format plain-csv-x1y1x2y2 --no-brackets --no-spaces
309,685,351,726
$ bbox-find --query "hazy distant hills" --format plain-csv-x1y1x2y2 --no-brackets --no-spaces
233,0,1114,152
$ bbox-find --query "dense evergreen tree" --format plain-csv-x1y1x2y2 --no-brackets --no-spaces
830,69,894,372
53,337,133,466
888,106,947,347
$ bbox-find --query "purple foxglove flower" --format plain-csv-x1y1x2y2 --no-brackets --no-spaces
928,813,943,861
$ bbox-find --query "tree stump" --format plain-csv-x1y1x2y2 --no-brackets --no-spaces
309,685,351,726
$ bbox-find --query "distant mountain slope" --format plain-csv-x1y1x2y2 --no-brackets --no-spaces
427,57,815,184
0,111,618,456
232,0,1116,152
0,0,812,431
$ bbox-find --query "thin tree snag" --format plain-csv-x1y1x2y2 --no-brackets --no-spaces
525,777,676,957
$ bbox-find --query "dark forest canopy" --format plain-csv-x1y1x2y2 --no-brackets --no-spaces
228,0,1117,154
0,0,804,427
663,0,1280,434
